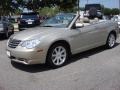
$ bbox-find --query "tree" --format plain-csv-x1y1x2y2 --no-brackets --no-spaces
26,0,41,11
38,6,59,16
0,0,78,16
0,0,13,16
58,0,77,12
16,0,24,7
103,8,112,15
111,8,120,15
25,0,77,12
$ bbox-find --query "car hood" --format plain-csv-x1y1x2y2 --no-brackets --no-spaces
11,27,67,40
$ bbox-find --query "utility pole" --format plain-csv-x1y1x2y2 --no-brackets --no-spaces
87,0,88,4
77,0,80,15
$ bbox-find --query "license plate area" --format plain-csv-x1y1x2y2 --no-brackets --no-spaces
28,21,32,24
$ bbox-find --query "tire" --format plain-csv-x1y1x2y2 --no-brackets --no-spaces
89,7,97,19
106,33,116,49
46,43,69,68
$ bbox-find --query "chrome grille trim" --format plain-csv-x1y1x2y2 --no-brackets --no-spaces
8,39,21,48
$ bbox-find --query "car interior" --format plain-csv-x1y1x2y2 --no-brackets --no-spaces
75,17,102,28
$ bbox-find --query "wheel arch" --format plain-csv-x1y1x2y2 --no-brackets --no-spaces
45,40,72,67
108,30,117,40
105,30,117,49
47,40,72,55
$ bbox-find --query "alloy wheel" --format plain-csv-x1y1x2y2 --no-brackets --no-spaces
108,34,116,48
51,46,67,66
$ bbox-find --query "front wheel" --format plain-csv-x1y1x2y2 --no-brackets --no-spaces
46,43,69,68
106,33,116,49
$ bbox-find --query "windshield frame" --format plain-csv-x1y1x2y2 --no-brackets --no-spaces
40,13,76,28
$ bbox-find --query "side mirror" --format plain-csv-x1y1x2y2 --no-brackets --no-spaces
75,23,84,28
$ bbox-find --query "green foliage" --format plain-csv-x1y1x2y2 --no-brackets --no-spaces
111,8,120,15
15,9,22,15
24,0,77,12
26,0,41,11
0,0,78,16
103,8,120,15
103,8,112,15
58,0,77,12
38,7,59,17
0,0,13,16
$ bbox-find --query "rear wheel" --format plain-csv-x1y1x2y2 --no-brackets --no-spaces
46,43,69,68
106,33,116,48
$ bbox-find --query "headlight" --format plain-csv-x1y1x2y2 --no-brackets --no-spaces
21,39,41,49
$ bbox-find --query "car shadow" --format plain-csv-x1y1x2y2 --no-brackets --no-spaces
68,44,119,64
11,43,120,73
11,61,52,72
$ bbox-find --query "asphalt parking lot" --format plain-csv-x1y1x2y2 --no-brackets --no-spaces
0,35,120,90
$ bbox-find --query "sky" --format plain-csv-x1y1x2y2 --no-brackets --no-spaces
80,0,119,8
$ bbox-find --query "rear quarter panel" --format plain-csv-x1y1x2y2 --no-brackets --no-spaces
106,20,119,38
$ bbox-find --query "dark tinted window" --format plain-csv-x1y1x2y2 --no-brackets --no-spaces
21,12,39,19
85,4,102,10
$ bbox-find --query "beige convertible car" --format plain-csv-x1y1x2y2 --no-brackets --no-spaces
7,13,119,68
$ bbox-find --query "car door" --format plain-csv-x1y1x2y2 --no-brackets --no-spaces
71,23,101,54
91,21,109,45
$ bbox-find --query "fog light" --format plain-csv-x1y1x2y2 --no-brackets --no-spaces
18,58,29,63
19,58,26,61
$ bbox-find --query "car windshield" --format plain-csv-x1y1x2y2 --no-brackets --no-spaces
41,13,75,28
21,14,38,19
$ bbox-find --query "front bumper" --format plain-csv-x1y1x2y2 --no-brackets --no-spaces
7,46,47,65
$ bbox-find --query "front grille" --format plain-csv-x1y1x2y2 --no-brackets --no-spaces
8,39,21,48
